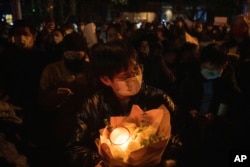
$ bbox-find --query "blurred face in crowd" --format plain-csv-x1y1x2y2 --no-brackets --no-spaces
139,40,150,56
106,27,122,42
195,23,203,33
175,20,184,29
200,61,226,80
13,26,35,49
52,30,64,44
45,21,55,33
78,22,85,32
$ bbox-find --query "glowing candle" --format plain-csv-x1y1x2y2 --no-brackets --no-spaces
110,127,130,148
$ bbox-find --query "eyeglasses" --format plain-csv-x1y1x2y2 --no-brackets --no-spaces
114,64,143,81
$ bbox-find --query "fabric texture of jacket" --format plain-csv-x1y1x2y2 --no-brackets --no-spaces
66,84,183,167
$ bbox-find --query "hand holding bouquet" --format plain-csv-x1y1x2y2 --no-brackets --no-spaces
96,104,171,167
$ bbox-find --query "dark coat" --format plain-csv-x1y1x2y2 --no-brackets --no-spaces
66,84,184,167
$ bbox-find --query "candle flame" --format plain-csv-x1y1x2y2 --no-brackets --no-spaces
110,127,130,146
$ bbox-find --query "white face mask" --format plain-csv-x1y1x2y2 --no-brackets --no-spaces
112,74,142,97
201,68,222,80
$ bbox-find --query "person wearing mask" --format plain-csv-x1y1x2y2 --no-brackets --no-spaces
0,19,50,144
179,43,241,167
36,32,97,167
38,32,93,113
66,40,185,167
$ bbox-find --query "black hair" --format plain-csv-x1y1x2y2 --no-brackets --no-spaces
106,23,124,41
200,43,228,67
61,32,88,52
90,39,138,78
11,19,37,36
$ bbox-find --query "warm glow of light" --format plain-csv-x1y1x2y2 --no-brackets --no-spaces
110,127,130,147
165,9,173,22
121,12,156,22
5,14,13,25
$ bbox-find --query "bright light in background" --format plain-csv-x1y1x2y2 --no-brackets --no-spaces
121,12,156,23
6,14,13,25
136,22,142,28
165,9,173,22
1,14,13,25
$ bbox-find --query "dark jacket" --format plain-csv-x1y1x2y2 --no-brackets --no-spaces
179,65,241,117
66,84,183,167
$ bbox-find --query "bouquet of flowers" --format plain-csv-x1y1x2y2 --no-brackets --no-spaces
96,104,171,167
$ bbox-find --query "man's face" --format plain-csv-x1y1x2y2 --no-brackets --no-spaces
13,27,35,49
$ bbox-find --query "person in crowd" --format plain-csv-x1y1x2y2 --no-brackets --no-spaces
236,38,250,109
0,22,12,55
0,19,50,143
222,14,250,57
178,43,241,167
77,20,86,37
133,34,155,87
66,40,185,167
45,27,65,63
97,21,109,43
190,21,207,42
124,21,138,43
36,32,97,167
62,22,76,36
168,17,191,49
37,32,95,144
158,40,179,97
176,42,200,84
106,23,124,42
155,26,170,45
202,21,216,42
232,35,250,150
0,87,28,167
35,16,56,50
133,32,177,94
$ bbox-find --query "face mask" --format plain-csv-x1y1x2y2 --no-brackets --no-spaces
64,59,84,73
113,74,142,97
200,68,222,80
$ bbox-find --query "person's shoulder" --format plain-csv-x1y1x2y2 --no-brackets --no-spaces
140,84,177,111
141,84,167,98
141,84,166,94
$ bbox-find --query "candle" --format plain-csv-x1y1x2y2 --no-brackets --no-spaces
110,127,130,149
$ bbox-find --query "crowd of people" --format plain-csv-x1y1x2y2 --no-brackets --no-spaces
0,14,249,167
